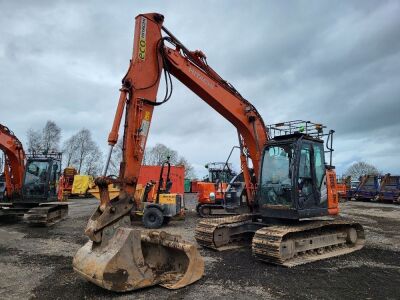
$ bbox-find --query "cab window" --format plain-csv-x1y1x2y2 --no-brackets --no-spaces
313,144,325,188
298,144,312,198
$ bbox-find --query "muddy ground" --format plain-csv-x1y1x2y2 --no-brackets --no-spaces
0,199,399,300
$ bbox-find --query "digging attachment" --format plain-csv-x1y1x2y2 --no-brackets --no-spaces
73,224,204,292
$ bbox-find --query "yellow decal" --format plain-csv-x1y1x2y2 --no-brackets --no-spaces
139,111,151,148
138,17,147,61
159,194,177,205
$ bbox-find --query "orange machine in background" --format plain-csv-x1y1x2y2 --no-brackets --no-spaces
0,123,26,199
337,176,351,200
191,162,235,217
58,167,77,201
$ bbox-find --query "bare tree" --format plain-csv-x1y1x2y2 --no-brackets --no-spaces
143,143,195,178
62,135,79,168
344,161,380,179
107,142,195,178
176,156,195,179
73,129,95,173
142,148,151,166
146,143,178,165
63,129,102,174
84,145,103,176
26,128,42,153
42,120,61,152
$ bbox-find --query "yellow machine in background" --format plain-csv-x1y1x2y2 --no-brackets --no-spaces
72,175,94,196
89,182,120,200
58,168,95,201
89,160,185,229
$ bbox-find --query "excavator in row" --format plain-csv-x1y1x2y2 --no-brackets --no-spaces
0,124,25,200
0,123,68,225
73,13,365,292
194,161,237,217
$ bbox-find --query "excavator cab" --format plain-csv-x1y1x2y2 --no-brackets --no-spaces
22,154,61,201
257,121,338,220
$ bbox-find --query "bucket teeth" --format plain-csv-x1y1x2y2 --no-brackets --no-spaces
73,226,204,292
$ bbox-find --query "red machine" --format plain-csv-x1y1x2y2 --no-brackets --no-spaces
0,124,26,199
138,165,185,195
57,167,77,201
73,13,364,293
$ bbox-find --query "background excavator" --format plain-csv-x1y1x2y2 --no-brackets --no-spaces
73,13,365,292
0,124,25,200
194,161,237,217
0,123,68,225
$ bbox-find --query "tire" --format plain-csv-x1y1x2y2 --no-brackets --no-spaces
199,205,211,217
162,216,171,225
143,207,164,229
196,203,202,215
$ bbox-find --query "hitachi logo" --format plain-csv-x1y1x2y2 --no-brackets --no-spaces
188,66,214,89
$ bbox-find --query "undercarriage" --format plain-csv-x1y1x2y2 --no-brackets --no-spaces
0,202,68,226
195,215,365,267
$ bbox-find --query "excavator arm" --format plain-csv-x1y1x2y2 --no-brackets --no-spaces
0,124,26,199
85,13,268,240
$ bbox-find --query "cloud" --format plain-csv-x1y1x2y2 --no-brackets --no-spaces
1,0,399,178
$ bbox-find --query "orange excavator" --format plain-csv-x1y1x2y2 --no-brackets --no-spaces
195,161,237,217
73,13,365,292
0,124,25,200
0,123,68,225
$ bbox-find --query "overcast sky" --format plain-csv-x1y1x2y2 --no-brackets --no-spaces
1,0,399,177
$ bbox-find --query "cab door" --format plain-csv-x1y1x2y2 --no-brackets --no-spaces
296,140,328,213
296,142,316,210
311,143,327,208
48,160,61,199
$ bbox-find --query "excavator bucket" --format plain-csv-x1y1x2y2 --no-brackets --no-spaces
73,222,204,292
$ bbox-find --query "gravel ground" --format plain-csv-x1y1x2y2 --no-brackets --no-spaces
0,198,399,300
